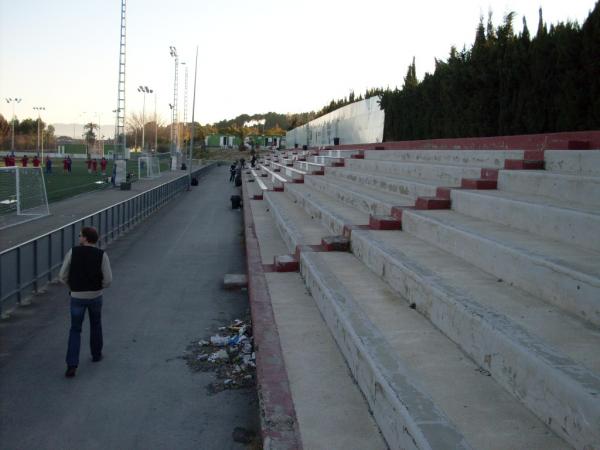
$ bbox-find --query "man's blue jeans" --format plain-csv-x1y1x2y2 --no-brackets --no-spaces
66,296,103,367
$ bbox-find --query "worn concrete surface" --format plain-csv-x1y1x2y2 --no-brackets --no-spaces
0,166,259,450
266,272,388,450
545,150,600,176
248,188,387,449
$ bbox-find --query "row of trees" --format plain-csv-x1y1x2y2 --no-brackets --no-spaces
380,4,600,141
0,115,56,150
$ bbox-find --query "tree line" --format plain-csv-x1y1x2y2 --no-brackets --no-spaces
0,115,56,151
380,3,600,141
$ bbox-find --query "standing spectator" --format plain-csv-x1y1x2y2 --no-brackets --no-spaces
45,155,52,174
63,157,69,174
67,156,72,173
86,157,92,174
92,159,98,173
59,226,112,378
100,157,107,175
229,163,236,182
21,154,29,167
32,155,41,167
9,153,16,166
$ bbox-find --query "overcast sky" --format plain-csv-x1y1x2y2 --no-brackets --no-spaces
0,0,596,130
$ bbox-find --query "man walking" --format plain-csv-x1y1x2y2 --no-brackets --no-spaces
59,226,112,378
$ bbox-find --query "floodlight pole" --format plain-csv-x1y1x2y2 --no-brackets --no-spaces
169,46,179,162
154,91,157,152
6,98,22,152
181,61,188,148
34,106,46,161
188,46,198,189
137,86,153,152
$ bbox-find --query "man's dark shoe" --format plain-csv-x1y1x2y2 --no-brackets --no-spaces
92,355,103,362
65,366,77,378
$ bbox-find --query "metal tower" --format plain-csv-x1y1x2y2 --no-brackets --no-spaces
169,46,179,156
114,0,127,158
182,62,188,144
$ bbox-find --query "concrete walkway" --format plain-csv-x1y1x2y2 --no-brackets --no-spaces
0,166,259,449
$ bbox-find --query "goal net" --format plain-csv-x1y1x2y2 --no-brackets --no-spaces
138,156,161,179
0,167,50,229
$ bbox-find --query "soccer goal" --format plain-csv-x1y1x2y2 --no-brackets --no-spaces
138,156,161,179
0,167,50,229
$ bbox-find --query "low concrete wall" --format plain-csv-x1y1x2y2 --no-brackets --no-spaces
329,131,600,151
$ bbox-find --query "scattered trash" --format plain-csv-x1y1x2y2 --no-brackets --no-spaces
208,349,229,362
210,335,230,346
184,316,256,395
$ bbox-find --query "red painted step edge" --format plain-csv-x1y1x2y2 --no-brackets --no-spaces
369,215,402,230
436,187,452,199
274,255,299,272
504,159,545,170
461,178,498,189
415,197,452,210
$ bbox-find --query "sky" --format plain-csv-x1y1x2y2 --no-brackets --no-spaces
0,0,596,135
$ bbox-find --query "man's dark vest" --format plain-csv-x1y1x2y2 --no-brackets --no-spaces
69,246,104,292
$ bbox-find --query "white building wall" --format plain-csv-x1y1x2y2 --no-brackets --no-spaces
286,96,384,148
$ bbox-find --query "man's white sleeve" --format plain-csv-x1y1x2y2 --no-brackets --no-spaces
59,249,72,286
102,253,113,288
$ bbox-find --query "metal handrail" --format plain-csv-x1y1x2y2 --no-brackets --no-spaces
0,164,213,317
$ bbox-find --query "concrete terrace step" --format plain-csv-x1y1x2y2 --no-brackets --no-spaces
344,158,484,185
293,160,325,174
244,172,266,199
258,164,286,190
310,155,345,166
364,149,527,168
325,167,441,199
450,187,600,251
402,208,600,326
300,250,568,450
304,173,413,216
271,162,306,182
283,184,370,236
319,149,362,158
545,150,600,176
497,169,600,206
265,191,326,253
265,272,388,450
350,228,600,448
247,188,387,449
